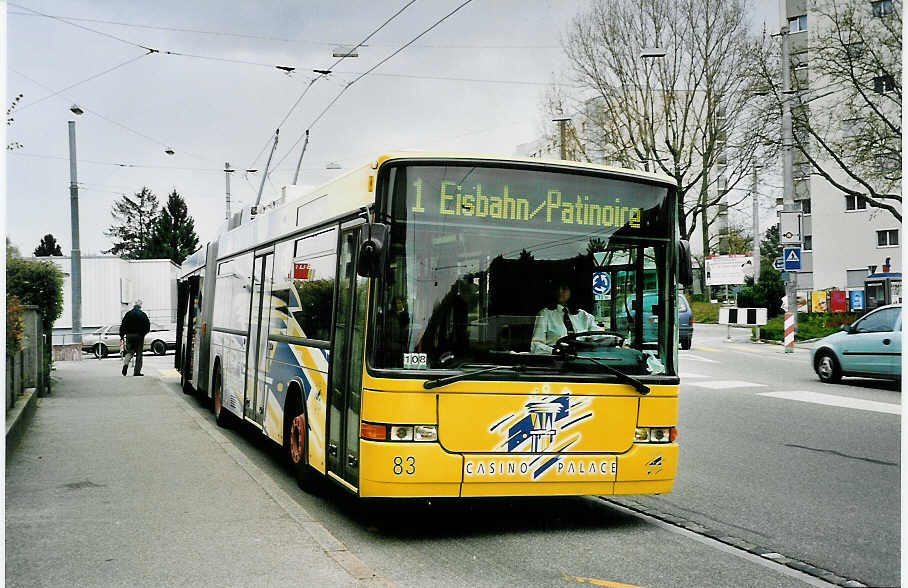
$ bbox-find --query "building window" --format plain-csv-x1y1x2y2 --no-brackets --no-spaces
845,194,867,210
788,14,807,32
872,0,894,17
803,235,813,250
800,199,812,214
877,229,899,247
873,75,896,93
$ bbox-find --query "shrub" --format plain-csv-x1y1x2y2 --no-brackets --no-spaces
758,311,864,342
736,269,785,318
7,295,24,356
6,257,64,331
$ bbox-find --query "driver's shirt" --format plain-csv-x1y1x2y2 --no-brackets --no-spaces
530,305,601,354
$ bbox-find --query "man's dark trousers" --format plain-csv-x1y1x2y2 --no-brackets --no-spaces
123,334,144,376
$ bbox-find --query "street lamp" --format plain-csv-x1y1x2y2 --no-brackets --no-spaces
326,162,342,170
69,104,84,115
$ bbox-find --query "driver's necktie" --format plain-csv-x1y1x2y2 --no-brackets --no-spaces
562,307,574,334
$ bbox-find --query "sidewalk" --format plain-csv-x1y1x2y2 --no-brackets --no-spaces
5,356,387,587
694,323,814,355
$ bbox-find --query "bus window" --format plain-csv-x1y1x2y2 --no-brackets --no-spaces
374,164,674,376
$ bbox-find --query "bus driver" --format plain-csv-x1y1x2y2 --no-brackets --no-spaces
530,279,603,354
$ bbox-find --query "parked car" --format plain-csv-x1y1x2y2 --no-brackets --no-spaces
616,291,694,349
678,293,693,350
82,323,176,357
810,304,901,383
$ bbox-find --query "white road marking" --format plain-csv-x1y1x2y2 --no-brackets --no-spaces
682,354,720,364
759,390,900,415
689,380,768,389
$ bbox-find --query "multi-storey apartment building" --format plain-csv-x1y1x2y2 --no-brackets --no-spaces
782,0,901,305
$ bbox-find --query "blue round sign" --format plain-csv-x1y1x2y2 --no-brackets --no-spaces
592,272,611,295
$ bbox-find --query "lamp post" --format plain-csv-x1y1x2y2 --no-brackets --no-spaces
68,105,83,345
552,117,571,160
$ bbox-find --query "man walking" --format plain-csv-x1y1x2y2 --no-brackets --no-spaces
119,299,150,376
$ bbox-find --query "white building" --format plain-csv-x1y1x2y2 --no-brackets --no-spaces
32,255,180,344
783,0,901,297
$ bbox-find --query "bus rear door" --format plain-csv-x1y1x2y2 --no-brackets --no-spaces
246,249,275,428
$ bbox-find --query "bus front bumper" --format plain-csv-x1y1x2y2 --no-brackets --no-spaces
358,440,678,498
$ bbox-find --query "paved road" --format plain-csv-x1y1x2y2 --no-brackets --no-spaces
6,353,829,587
612,323,900,587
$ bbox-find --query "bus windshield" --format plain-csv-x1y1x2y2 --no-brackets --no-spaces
373,163,676,377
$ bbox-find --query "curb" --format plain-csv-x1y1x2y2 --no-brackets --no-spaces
5,387,39,459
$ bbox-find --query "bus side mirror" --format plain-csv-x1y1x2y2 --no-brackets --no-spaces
678,239,693,287
357,223,389,278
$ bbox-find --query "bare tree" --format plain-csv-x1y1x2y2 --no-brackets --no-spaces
757,0,901,222
552,0,776,258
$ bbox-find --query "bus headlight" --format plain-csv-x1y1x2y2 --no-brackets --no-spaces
635,426,677,443
414,425,437,441
390,426,414,441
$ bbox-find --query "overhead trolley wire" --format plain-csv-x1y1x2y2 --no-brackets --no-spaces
270,0,476,175
9,10,561,49
15,53,152,111
247,0,417,171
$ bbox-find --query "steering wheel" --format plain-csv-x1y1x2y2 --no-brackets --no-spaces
552,330,626,356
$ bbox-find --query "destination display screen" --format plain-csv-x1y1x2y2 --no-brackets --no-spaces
391,164,670,235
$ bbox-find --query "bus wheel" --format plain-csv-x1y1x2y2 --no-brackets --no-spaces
286,394,316,492
213,368,233,428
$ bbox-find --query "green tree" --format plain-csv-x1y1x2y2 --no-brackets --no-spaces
149,190,200,265
104,187,160,258
7,237,21,259
736,225,786,317
33,233,64,256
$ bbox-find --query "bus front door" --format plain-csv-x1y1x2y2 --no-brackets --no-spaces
245,251,274,428
327,224,367,489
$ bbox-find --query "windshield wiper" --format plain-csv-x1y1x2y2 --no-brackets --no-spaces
567,355,650,395
423,364,526,390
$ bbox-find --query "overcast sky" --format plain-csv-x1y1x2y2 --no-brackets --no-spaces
5,1,779,256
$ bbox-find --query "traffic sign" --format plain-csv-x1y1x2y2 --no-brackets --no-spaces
783,247,802,271
773,257,784,270
779,211,802,244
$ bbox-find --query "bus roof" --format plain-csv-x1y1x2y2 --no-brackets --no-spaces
372,151,676,188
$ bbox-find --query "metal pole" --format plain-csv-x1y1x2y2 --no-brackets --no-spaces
781,27,798,337
254,129,279,213
292,130,310,185
67,121,82,345
752,165,760,283
224,162,233,221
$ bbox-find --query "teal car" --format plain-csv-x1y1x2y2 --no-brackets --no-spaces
618,292,693,349
810,304,901,383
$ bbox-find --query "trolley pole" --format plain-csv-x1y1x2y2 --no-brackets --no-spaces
781,27,797,351
752,164,760,283
224,162,234,221
68,121,82,345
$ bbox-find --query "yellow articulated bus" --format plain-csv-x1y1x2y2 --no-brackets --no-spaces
176,153,692,498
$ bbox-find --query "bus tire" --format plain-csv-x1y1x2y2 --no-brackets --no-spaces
212,365,233,428
285,389,317,492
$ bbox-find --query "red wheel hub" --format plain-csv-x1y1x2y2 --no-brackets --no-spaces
290,413,307,464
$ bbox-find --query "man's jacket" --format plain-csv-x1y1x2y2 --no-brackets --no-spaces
119,307,150,338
